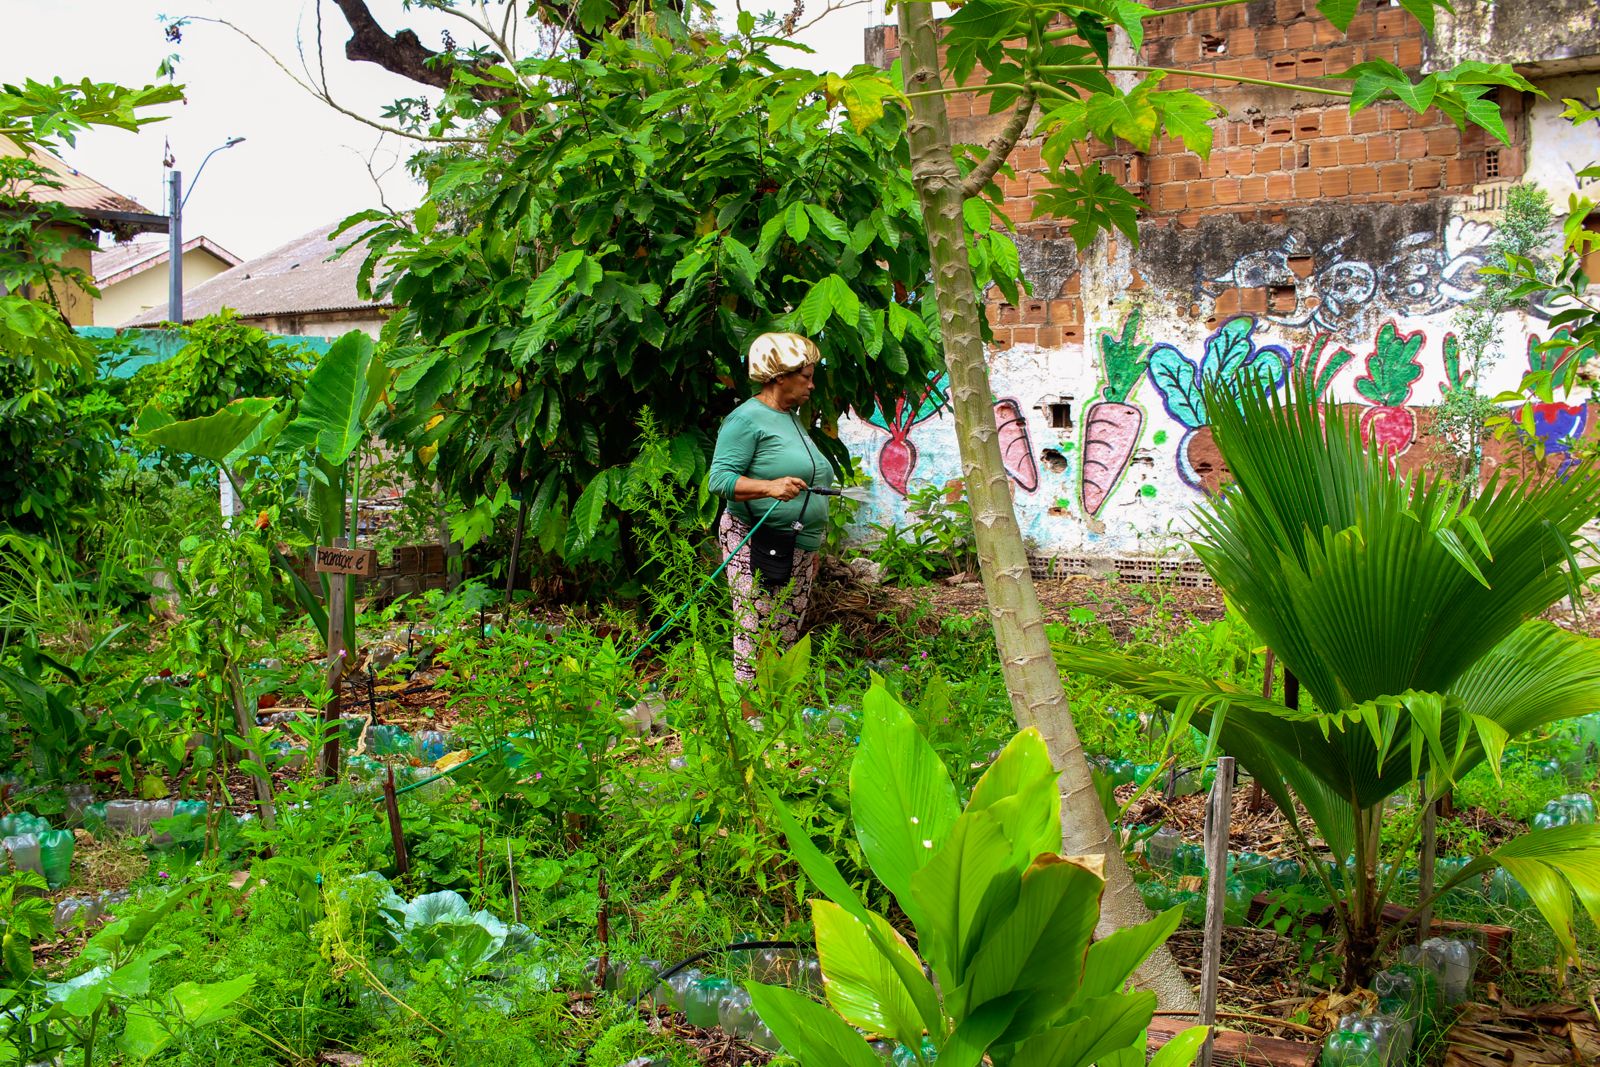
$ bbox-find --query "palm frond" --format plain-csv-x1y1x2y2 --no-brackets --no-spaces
1450,826,1600,966
1198,380,1600,715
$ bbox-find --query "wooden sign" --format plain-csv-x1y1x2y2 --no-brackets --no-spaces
315,545,377,577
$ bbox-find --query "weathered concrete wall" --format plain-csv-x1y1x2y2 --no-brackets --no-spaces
841,1,1600,566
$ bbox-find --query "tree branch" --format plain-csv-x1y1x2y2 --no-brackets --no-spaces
960,88,1037,199
330,0,453,90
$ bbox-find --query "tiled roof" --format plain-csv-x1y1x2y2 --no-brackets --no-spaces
1,137,164,223
92,235,241,287
124,222,394,326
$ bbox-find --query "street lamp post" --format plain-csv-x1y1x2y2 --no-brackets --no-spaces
166,136,244,322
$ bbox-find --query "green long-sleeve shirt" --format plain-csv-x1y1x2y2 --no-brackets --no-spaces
707,397,833,550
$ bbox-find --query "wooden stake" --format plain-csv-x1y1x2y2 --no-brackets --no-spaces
1250,653,1275,810
383,766,410,876
1199,754,1236,1067
502,491,530,624
596,869,611,992
320,537,351,779
1417,787,1438,947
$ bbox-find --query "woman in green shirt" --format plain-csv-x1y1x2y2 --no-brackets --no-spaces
707,332,833,683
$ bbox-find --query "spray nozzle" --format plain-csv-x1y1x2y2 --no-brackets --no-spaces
810,485,873,502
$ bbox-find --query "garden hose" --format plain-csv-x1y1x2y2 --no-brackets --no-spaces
622,938,812,1009
384,499,784,799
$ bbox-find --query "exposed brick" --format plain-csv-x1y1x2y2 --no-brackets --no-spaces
1412,162,1443,190
1214,177,1244,205
1021,298,1048,323
1321,169,1351,197
1351,107,1384,134
1322,108,1351,137
1010,326,1040,347
1237,122,1266,147
1294,113,1322,139
1383,107,1412,131
1397,130,1427,159
1335,138,1365,166
1036,326,1065,348
1426,127,1460,156
1308,140,1340,168
1188,182,1217,208
1446,157,1478,186
1283,19,1315,49
1214,288,1242,314
1240,175,1269,202
1366,135,1397,162
1173,154,1204,180
1374,6,1408,36
1297,53,1328,80
1264,120,1295,143
1149,156,1174,184
1379,163,1409,192
1350,167,1380,194
1266,173,1293,200
1047,298,1082,323
1154,183,1186,212
1256,146,1289,172
1253,25,1284,52
1395,36,1423,68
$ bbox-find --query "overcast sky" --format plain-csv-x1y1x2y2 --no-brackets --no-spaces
3,0,882,261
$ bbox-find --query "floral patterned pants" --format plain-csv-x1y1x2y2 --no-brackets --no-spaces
718,510,819,684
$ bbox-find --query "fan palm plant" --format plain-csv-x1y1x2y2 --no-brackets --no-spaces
1058,381,1600,988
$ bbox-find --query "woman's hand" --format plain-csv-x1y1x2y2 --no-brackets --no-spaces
766,476,808,501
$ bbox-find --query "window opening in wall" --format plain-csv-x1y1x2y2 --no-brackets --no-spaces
1041,448,1068,473
1202,33,1226,54
1269,285,1297,313
1046,401,1074,430
1484,149,1501,179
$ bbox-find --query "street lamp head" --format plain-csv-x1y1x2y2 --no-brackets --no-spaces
224,136,245,148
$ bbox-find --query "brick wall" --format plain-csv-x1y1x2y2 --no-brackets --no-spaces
869,0,1530,349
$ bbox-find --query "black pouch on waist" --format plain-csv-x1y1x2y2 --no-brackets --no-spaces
747,520,802,590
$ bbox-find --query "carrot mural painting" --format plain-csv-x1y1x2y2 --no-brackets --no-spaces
1352,321,1425,466
994,398,1040,492
1080,312,1149,516
1146,316,1288,494
864,372,950,496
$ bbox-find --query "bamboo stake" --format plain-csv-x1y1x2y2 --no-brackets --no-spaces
1199,755,1236,1067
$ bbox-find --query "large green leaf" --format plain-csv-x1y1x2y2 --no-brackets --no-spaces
746,982,883,1067
910,806,1019,1004
1459,825,1600,965
851,685,961,932
136,397,279,465
966,727,1061,862
119,973,255,1060
964,855,1103,1042
1011,990,1157,1067
812,899,930,1047
277,331,387,466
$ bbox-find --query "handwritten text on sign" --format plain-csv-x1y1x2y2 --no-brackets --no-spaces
314,545,377,577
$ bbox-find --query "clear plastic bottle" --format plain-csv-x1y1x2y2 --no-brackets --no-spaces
1422,937,1478,1005
1556,793,1596,824
661,967,704,1011
716,985,755,1034
795,956,823,994
1145,827,1181,871
0,812,49,838
685,976,732,1029
1224,876,1252,925
1321,1029,1380,1067
4,834,42,877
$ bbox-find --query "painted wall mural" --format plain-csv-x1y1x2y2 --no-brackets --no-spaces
1208,218,1498,337
1080,312,1149,517
1351,321,1427,467
864,372,949,495
995,398,1040,492
1145,316,1289,494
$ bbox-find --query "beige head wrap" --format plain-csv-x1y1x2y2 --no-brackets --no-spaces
748,332,821,383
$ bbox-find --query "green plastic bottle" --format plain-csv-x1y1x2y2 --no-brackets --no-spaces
685,977,732,1029
38,829,74,889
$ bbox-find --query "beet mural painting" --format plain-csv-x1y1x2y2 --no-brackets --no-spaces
864,372,950,495
1515,331,1598,478
1352,321,1426,467
1145,316,1289,494
1080,312,1149,517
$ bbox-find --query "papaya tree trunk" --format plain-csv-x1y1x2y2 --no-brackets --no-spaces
895,0,1195,1011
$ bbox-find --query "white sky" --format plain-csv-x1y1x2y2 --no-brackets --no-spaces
3,0,883,261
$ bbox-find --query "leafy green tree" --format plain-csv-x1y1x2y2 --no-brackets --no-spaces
0,78,181,538
888,0,1533,1005
348,19,1011,568
129,309,307,424
1062,384,1600,988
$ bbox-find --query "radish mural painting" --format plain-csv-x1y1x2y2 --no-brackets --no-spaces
864,372,950,496
1080,312,1149,516
1351,321,1426,467
1145,316,1289,494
